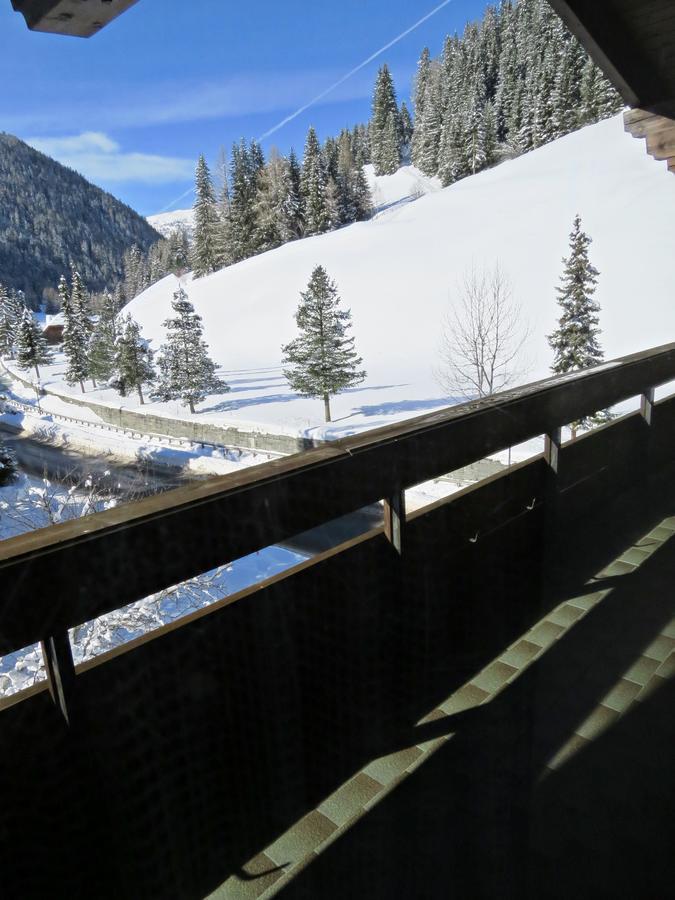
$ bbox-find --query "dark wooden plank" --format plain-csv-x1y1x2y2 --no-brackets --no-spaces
547,1,655,107
11,0,139,37
1,343,675,654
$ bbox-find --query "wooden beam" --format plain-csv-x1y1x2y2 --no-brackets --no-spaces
2,342,675,655
11,0,139,37
546,1,650,107
383,489,405,555
41,631,75,724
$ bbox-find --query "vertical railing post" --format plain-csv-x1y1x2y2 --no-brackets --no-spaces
384,487,406,555
544,427,562,476
640,387,655,426
41,631,75,725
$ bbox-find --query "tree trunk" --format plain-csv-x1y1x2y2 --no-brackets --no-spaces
91,377,97,389
80,380,85,394
189,399,195,415
323,394,331,422
34,364,40,380
137,384,144,405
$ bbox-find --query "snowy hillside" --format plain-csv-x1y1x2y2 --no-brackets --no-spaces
147,208,195,240
98,116,675,438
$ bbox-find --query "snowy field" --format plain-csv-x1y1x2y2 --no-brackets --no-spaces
31,115,675,445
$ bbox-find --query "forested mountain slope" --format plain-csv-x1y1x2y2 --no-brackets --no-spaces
0,133,161,308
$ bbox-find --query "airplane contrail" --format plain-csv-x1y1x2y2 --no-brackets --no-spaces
258,0,455,142
158,0,455,213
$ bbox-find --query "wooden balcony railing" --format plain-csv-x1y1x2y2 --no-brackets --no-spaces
1,341,675,720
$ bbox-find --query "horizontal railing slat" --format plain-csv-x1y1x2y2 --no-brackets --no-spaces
1,342,674,654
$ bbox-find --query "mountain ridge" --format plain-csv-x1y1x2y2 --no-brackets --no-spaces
0,132,161,308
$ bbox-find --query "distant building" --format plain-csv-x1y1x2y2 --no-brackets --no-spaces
42,313,65,344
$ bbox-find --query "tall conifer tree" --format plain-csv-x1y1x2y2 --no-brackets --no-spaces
60,274,89,393
16,307,52,381
548,215,607,437
281,266,366,423
192,155,223,277
370,64,402,175
153,287,227,414
300,127,329,236
116,315,155,404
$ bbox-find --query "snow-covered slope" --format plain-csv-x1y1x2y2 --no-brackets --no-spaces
365,163,441,214
121,116,673,438
147,208,194,240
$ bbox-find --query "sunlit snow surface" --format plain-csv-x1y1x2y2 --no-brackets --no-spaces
30,115,675,443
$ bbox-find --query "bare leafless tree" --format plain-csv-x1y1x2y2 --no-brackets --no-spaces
435,264,530,400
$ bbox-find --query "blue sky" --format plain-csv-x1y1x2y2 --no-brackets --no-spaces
1,0,488,216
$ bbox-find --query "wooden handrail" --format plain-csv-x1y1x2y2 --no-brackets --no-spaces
1,341,674,656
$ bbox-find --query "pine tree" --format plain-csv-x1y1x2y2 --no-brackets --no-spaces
300,127,329,236
192,155,223,277
16,306,52,381
352,165,373,222
0,439,16,486
254,149,299,251
412,48,432,123
399,101,414,161
370,64,402,176
115,315,155,404
286,149,305,238
70,269,96,387
0,284,22,358
281,266,366,422
89,291,119,384
548,215,607,437
60,274,88,392
228,140,265,262
415,84,442,176
153,286,227,414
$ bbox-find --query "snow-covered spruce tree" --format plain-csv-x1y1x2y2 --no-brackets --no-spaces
399,101,414,162
71,269,95,388
227,140,265,263
415,83,442,177
115,315,155,404
370,64,402,176
0,283,22,358
191,155,224,277
548,215,609,438
286,149,305,238
281,266,366,423
15,306,52,381
254,148,299,251
300,127,329,236
0,439,17,486
411,47,433,168
60,274,89,393
89,291,119,384
153,286,227,414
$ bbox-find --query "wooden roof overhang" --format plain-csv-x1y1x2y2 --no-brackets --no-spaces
11,0,139,37
548,0,675,117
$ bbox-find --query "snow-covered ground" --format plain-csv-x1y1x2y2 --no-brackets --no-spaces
132,117,674,441
147,207,195,240
1,366,278,475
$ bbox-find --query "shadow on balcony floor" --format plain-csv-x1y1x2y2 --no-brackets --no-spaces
215,497,675,899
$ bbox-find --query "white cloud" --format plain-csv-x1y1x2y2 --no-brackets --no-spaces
26,132,194,184
7,68,375,133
